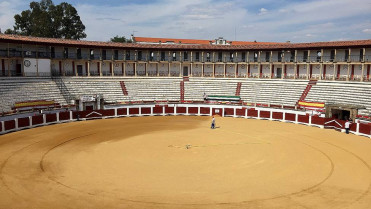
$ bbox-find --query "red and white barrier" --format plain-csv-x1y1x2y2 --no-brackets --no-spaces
1,104,370,138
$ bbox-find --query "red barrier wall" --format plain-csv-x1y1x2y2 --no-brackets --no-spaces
272,112,283,120
101,109,115,117
32,115,44,125
236,108,245,117
141,107,151,115
5,120,15,130
324,119,345,129
359,123,371,135
311,116,324,125
59,112,70,121
129,108,139,115
176,107,186,114
46,113,57,123
117,108,127,116
298,115,309,123
248,109,258,117
200,107,210,114
18,117,30,128
260,111,270,118
285,113,296,121
350,123,357,132
165,107,174,114
224,108,234,116
188,107,198,114
153,107,163,114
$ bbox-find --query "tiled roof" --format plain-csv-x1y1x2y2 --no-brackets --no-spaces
134,37,211,45
0,34,371,51
134,37,280,45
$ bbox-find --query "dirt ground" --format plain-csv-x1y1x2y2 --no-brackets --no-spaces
0,116,371,209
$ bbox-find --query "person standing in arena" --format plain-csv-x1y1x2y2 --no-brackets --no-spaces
211,116,215,129
345,120,351,134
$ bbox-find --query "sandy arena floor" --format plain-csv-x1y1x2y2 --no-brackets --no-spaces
0,116,371,209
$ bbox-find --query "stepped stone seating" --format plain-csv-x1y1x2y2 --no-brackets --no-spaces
124,78,182,101
184,78,238,101
0,78,67,112
62,77,182,103
61,78,129,103
305,81,371,115
239,80,308,107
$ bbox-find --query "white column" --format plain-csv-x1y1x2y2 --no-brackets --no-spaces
115,108,118,117
234,108,236,117
70,111,73,121
269,111,273,120
127,108,130,116
210,107,212,116
1,121,4,133
15,118,18,129
309,115,312,125
361,64,365,82
356,122,360,135
151,106,154,115
29,116,32,126
57,112,60,122
222,107,225,117
333,64,336,80
186,106,189,115
139,107,142,116
198,106,200,116
257,109,260,119
282,112,286,122
162,106,165,116
245,108,248,119
295,114,299,124
43,114,46,124
174,105,177,115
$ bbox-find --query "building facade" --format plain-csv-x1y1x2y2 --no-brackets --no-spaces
0,34,370,81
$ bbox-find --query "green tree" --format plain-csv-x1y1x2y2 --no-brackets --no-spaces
6,0,86,40
110,35,132,43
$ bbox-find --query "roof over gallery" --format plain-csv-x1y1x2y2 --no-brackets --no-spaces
133,37,280,45
1,34,371,51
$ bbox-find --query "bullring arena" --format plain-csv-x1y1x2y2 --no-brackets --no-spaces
1,115,371,209
1,34,371,208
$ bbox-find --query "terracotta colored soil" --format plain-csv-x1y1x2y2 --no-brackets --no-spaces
0,116,371,209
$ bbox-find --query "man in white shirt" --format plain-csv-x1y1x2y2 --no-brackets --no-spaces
211,116,215,129
345,120,351,134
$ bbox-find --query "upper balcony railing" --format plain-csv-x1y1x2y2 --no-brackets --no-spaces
0,49,371,64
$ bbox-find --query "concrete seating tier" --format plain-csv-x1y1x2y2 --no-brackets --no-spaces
0,77,67,112
61,77,182,103
185,78,308,107
305,81,371,115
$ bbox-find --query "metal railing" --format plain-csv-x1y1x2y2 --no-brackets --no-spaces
51,76,74,105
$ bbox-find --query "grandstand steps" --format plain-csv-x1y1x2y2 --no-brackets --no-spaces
299,80,318,101
119,81,129,96
235,82,242,96
180,81,185,101
0,77,67,112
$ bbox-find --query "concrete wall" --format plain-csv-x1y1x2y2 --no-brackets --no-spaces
158,63,168,74
204,64,213,74
147,63,157,75
215,64,224,75
125,63,134,75
192,63,202,75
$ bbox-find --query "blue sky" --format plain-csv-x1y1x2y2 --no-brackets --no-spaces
1,0,371,43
